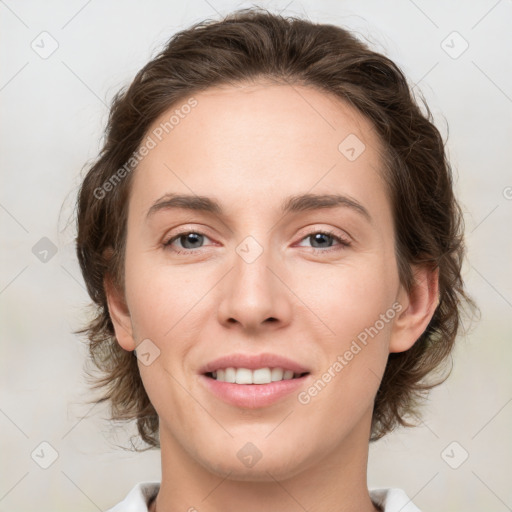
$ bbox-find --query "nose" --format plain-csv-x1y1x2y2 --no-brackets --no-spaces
216,239,293,333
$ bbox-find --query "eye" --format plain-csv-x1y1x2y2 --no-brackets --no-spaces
297,230,351,253
163,228,351,255
163,231,213,254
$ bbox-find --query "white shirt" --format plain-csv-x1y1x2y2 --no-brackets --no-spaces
105,482,421,512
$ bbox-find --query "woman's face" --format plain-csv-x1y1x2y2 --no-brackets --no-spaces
110,82,412,479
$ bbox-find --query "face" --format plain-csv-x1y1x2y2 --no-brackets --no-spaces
107,82,424,481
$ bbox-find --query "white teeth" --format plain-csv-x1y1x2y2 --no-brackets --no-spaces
210,367,302,384
236,368,255,384
253,368,271,384
271,368,283,381
283,370,294,380
224,367,236,383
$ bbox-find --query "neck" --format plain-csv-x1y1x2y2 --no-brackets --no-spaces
151,409,379,512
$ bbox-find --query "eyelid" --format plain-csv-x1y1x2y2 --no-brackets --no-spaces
163,224,352,256
295,223,352,243
162,226,215,248
295,229,351,251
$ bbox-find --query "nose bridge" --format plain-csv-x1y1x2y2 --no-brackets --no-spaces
217,230,291,329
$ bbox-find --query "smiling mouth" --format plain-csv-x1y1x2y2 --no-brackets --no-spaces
200,368,312,408
204,368,310,384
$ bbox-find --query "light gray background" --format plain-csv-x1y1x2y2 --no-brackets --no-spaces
1,1,511,510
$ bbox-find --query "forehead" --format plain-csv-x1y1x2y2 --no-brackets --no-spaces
129,82,389,224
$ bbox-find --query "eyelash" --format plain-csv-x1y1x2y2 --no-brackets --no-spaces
162,229,351,255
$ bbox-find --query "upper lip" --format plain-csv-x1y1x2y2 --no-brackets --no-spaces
199,353,310,374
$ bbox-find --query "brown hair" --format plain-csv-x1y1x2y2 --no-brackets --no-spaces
75,7,477,448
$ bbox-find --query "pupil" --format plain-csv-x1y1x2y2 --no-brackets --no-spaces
182,233,202,249
312,233,331,248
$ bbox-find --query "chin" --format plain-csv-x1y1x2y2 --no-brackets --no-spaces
195,443,313,482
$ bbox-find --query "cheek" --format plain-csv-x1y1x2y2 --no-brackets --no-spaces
300,258,398,342
302,275,395,431
299,259,397,396
123,242,191,336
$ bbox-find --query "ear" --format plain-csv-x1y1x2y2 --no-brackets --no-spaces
104,272,136,352
389,263,439,353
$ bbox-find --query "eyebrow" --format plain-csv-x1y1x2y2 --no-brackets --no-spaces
146,192,372,223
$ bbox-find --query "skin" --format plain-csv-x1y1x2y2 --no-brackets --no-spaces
105,82,439,512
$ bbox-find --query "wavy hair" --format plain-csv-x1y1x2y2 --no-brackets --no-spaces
74,7,477,448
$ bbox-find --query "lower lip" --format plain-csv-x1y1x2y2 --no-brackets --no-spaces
199,374,310,409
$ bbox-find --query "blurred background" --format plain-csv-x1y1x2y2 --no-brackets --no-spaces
1,0,511,510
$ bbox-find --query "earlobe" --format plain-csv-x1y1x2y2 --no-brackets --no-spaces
104,273,136,351
389,264,439,353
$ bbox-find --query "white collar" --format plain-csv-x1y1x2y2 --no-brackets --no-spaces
106,482,421,512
